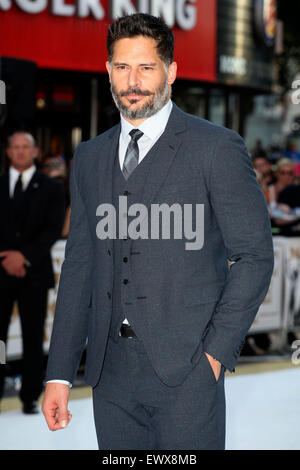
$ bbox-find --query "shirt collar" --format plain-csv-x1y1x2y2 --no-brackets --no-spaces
9,164,36,183
120,99,173,141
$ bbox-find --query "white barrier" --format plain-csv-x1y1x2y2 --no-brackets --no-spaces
6,237,300,360
249,237,285,333
281,238,300,330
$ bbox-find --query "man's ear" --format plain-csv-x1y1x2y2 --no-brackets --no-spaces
167,61,177,86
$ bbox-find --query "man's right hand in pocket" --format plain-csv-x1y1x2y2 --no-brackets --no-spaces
42,383,72,431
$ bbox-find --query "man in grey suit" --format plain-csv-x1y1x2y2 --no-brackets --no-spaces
42,14,274,450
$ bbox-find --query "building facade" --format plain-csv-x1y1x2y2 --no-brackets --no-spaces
0,0,279,169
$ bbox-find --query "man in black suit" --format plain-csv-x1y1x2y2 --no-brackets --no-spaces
0,131,65,414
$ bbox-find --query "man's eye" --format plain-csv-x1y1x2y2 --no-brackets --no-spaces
142,67,153,71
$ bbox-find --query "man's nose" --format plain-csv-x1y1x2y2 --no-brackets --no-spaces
127,68,140,88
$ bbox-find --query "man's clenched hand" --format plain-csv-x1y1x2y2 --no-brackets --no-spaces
42,383,72,431
0,250,27,277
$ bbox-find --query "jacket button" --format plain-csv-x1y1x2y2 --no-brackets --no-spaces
123,279,129,285
123,190,130,196
123,257,128,263
108,249,111,256
107,291,111,299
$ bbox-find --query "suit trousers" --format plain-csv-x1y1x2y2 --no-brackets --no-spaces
0,285,48,402
92,333,226,450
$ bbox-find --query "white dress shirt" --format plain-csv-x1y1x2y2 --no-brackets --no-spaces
119,98,173,170
9,165,36,198
9,165,36,270
48,100,173,388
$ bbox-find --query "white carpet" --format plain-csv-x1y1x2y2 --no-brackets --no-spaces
225,367,300,450
0,367,299,450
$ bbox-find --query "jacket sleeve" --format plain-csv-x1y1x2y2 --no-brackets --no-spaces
45,142,93,384
202,129,274,372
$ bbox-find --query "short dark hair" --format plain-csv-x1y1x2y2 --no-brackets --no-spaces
107,13,174,65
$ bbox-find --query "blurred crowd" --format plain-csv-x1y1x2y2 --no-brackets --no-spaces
251,139,300,237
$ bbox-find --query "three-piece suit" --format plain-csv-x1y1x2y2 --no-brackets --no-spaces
46,103,274,449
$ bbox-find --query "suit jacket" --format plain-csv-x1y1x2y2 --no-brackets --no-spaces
0,168,66,289
46,103,274,388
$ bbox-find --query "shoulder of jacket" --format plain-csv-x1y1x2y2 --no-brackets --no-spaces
77,124,119,151
191,115,234,139
175,106,235,142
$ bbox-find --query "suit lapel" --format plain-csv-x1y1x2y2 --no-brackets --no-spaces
128,104,186,235
24,169,41,197
1,168,40,203
138,132,183,211
100,123,121,253
99,104,186,249
0,169,41,238
22,170,44,222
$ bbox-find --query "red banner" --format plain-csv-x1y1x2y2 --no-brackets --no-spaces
0,0,216,82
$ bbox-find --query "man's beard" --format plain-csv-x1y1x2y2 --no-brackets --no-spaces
110,76,169,120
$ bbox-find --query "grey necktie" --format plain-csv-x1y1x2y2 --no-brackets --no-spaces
122,129,144,180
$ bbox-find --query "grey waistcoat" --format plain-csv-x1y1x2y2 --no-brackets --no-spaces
110,143,156,340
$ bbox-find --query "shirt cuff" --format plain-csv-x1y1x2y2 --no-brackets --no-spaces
47,380,72,388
